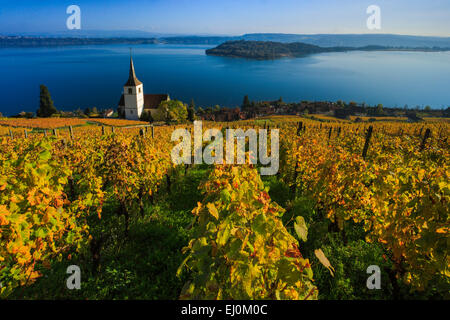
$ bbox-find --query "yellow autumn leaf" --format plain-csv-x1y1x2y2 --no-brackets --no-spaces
207,202,219,220
314,248,335,276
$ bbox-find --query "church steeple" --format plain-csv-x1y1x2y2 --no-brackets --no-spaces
124,51,142,87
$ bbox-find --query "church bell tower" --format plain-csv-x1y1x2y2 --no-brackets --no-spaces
123,53,144,120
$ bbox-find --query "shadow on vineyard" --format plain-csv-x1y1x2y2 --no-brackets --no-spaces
10,167,208,299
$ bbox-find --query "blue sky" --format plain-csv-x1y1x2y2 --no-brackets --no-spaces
0,0,449,36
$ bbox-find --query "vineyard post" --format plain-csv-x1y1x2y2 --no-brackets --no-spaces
102,126,105,135
420,128,431,151
362,126,373,160
151,126,154,138
297,122,303,136
69,126,74,139
139,128,146,138
53,129,58,137
24,129,27,139
111,126,115,134
44,130,47,137
328,127,332,141
9,129,13,138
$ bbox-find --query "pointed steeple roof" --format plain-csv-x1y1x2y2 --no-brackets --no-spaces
124,53,142,87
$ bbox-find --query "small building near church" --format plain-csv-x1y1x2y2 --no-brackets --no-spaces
102,109,114,118
117,55,170,120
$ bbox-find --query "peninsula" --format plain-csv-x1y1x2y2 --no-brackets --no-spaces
205,40,450,60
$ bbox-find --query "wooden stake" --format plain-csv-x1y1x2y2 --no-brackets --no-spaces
362,126,373,160
420,128,431,151
297,122,303,135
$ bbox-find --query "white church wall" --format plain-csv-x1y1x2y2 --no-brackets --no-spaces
124,84,144,120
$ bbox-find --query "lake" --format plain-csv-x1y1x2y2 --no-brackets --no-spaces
0,44,449,116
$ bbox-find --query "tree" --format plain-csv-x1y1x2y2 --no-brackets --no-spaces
140,110,153,122
197,107,205,115
37,85,57,117
242,95,251,111
376,104,384,116
84,107,91,116
213,105,221,112
424,105,431,112
91,107,98,115
188,99,196,122
153,100,188,124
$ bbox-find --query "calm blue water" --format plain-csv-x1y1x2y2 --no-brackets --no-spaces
0,44,449,116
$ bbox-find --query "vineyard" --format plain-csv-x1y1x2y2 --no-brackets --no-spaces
0,117,448,300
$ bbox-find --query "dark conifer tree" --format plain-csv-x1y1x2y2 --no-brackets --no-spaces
37,85,57,117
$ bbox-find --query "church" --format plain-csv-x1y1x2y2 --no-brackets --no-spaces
117,55,170,120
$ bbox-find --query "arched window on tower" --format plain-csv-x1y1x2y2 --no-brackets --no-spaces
128,88,132,94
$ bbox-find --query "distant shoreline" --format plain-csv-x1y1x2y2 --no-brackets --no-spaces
2,33,450,48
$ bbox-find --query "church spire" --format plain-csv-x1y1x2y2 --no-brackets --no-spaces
124,49,142,87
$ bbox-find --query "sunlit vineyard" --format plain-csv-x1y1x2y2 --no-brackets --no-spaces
0,117,448,300
0,118,87,129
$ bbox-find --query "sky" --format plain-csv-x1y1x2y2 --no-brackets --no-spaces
0,0,449,36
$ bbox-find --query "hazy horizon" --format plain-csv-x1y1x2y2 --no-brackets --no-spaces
3,31,450,39
0,0,449,37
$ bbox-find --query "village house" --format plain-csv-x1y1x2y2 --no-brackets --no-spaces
199,108,247,122
102,109,114,118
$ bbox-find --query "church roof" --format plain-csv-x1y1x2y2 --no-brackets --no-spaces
118,94,169,109
143,94,170,109
124,56,142,87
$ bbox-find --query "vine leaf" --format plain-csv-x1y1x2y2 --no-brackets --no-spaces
314,249,335,277
207,202,219,220
294,216,308,242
